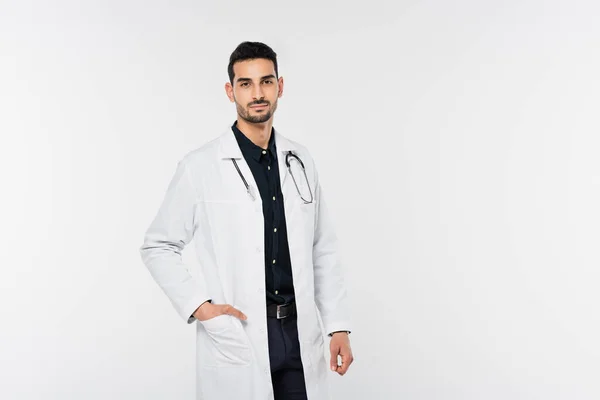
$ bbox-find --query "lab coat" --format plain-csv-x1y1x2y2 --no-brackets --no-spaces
139,125,352,400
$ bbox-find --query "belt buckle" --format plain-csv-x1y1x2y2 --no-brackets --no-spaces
276,304,287,319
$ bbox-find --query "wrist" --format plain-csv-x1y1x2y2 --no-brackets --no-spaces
192,299,212,319
329,330,350,337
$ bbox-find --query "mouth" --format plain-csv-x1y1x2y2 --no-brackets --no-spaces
250,104,268,109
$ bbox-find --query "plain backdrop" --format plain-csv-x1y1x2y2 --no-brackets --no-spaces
2,0,599,399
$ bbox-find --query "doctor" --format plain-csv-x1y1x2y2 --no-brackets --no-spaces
139,41,353,400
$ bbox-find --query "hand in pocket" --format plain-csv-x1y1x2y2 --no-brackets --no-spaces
193,301,247,322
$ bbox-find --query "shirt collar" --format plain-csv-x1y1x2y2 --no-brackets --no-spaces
231,120,276,162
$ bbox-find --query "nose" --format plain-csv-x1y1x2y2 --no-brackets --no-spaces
252,85,265,101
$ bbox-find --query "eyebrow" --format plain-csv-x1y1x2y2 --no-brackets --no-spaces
236,74,276,83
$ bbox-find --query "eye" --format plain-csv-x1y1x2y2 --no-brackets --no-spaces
263,80,272,84
240,82,249,87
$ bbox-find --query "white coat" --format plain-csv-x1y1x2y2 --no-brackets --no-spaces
139,125,352,400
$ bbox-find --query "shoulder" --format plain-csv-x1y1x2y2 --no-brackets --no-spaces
176,131,225,174
182,137,220,163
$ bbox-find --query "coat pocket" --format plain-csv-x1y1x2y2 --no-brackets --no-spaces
200,314,253,366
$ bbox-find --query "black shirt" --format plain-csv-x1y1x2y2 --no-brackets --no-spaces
231,120,295,306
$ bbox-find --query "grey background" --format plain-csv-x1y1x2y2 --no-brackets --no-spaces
1,0,599,399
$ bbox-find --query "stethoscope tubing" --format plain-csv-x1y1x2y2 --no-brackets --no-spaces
285,152,313,204
230,150,313,204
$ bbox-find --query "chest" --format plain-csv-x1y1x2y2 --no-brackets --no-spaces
193,154,316,242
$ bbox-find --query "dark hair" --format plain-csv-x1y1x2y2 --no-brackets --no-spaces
227,41,278,84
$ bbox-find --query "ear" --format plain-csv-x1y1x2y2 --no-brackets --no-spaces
224,82,235,102
278,76,284,98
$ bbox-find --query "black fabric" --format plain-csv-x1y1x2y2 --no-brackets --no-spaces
232,120,295,306
267,314,308,400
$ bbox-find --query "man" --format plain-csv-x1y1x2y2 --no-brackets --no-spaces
139,41,353,400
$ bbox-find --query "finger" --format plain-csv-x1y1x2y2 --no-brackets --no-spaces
330,347,340,371
222,304,247,320
337,352,354,375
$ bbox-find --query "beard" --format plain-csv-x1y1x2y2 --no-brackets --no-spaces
236,99,278,124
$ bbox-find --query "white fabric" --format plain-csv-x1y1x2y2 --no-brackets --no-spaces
139,125,351,400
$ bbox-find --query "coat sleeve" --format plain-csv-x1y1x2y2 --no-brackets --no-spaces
139,159,211,324
311,162,352,336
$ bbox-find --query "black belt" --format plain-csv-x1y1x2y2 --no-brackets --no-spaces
266,301,296,319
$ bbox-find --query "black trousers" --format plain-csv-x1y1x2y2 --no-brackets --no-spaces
267,313,308,400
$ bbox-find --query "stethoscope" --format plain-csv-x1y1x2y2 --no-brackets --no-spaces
230,151,314,204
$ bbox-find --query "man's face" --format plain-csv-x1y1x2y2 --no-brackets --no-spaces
226,58,283,124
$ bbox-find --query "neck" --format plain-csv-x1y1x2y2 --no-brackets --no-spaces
236,117,274,149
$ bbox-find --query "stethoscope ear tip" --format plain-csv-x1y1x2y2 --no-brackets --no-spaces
247,185,257,201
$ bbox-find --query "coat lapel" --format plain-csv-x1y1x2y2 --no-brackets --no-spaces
216,124,297,201
274,127,296,191
216,127,259,202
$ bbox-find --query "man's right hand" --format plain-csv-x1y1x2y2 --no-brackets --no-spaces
193,301,248,322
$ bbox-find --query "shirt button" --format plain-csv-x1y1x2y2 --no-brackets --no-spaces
272,196,276,201
262,150,266,154
268,166,271,170
273,228,277,232
272,259,276,264
275,290,278,294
